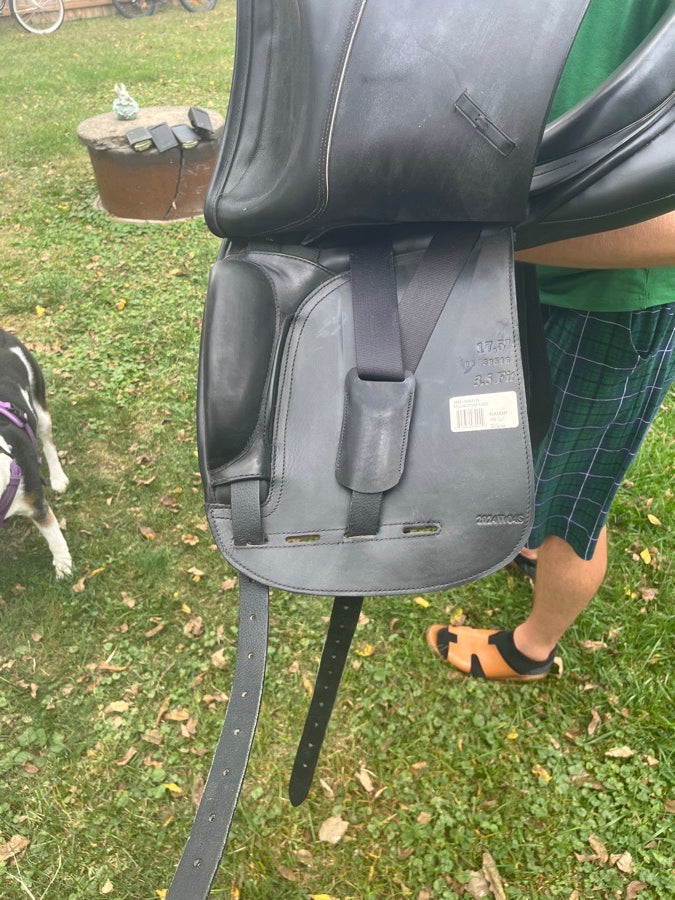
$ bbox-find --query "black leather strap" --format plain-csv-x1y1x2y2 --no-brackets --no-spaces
344,490,383,537
288,595,363,806
167,575,269,899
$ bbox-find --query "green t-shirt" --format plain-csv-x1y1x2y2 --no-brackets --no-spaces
537,0,675,312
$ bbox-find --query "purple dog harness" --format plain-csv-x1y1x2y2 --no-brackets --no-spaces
0,401,39,527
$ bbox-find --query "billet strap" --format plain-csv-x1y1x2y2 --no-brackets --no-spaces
289,595,363,806
167,575,269,899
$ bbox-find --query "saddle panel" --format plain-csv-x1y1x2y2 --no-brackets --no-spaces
205,0,590,239
203,230,534,595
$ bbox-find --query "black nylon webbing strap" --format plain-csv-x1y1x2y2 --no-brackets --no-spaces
167,575,269,899
349,240,405,382
398,225,481,372
288,596,363,806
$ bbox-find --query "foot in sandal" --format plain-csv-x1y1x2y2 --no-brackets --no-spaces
426,624,556,681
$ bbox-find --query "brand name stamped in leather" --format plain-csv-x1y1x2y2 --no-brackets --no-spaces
475,513,527,526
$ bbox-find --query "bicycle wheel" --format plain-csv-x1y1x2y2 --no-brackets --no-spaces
112,0,155,18
179,0,216,12
11,0,64,34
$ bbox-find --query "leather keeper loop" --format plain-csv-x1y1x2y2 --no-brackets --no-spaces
335,367,415,494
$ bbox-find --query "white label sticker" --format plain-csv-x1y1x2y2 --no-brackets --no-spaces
449,391,519,433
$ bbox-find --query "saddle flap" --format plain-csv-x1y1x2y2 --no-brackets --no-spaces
202,228,534,595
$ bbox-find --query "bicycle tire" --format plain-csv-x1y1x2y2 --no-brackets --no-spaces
179,0,216,12
112,0,156,18
11,0,64,34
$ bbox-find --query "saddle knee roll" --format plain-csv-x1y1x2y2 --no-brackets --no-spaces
199,258,278,500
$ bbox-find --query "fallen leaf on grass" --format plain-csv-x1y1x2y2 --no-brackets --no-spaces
355,643,375,657
610,851,633,874
104,701,130,715
626,882,649,898
664,799,675,813
115,747,137,767
464,871,491,898
414,596,430,608
72,576,87,594
101,880,114,895
139,525,157,540
417,811,431,824
580,640,607,652
145,621,164,639
165,708,190,722
605,746,635,759
588,834,609,864
588,708,601,736
183,616,204,638
309,895,339,900
211,648,227,669
531,763,551,782
295,849,313,867
646,513,662,526
355,766,375,793
163,783,182,795
318,815,348,844
319,778,334,800
0,834,30,863
482,851,506,900
188,567,205,583
181,533,200,546
221,577,237,591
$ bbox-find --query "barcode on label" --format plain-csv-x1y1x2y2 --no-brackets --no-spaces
449,391,519,433
455,406,486,430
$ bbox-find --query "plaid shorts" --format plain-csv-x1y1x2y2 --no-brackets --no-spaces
526,303,675,560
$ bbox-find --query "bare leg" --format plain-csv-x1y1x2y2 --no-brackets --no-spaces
513,527,608,661
34,402,69,493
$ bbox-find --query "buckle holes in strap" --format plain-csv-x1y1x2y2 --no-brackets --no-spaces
209,814,216,823
233,729,241,736
241,691,248,698
193,859,202,868
222,769,230,776
248,652,254,659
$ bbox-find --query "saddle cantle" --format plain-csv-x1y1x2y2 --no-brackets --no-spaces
168,3,674,896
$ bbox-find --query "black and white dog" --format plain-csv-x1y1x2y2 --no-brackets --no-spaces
0,329,72,579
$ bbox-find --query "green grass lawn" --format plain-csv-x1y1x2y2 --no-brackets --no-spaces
0,6,673,898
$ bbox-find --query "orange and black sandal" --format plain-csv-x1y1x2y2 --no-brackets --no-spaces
426,625,556,681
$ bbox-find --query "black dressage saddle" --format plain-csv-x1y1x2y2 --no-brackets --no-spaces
168,3,674,896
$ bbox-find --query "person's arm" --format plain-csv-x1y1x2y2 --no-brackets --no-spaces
515,210,675,269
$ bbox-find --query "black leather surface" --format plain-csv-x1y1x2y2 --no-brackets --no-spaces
203,229,534,595
205,0,590,238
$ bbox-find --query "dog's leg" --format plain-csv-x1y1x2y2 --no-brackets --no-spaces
33,505,72,579
34,402,69,493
